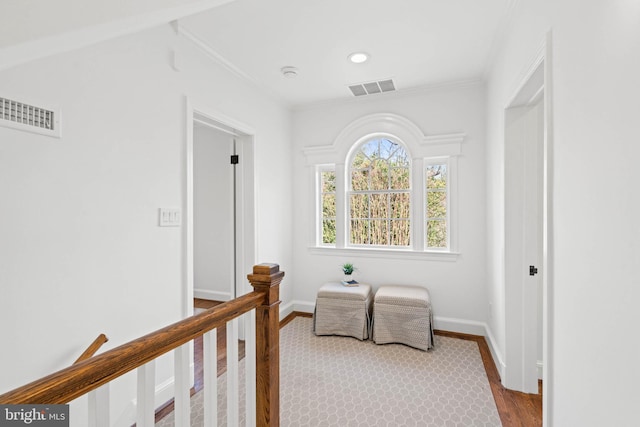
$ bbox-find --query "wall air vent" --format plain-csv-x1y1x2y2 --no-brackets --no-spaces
348,79,396,97
0,97,61,138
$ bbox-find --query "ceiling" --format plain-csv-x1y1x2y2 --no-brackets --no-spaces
180,0,512,107
1,0,512,107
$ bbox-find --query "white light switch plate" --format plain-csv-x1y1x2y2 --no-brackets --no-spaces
159,208,181,227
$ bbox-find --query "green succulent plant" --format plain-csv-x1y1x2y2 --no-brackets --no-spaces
342,263,355,275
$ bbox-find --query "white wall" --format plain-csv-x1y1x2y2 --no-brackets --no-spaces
486,0,640,424
0,23,292,424
193,124,234,301
291,83,488,331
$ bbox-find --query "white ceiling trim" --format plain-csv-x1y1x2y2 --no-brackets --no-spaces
175,23,257,87
175,22,288,108
0,0,235,71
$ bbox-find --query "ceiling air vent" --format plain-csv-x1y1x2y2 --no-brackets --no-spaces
0,97,61,138
348,79,396,97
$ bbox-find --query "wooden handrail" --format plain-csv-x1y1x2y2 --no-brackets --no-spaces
0,290,264,404
74,334,109,365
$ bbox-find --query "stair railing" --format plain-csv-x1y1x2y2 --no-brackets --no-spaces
0,263,283,427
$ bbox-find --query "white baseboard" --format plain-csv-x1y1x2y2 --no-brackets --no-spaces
279,300,315,320
279,301,294,320
432,316,486,336
293,300,315,314
194,289,231,301
537,360,543,380
484,325,506,381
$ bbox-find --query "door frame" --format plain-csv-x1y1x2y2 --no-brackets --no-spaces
183,96,257,317
503,32,553,424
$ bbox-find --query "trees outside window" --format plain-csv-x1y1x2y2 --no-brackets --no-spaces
319,168,336,245
426,162,448,249
348,138,411,247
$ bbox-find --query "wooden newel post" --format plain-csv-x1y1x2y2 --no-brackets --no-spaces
248,263,284,427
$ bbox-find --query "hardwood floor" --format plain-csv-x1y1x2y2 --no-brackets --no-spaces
157,303,542,426
432,329,542,426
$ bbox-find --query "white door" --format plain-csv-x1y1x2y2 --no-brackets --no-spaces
522,99,544,391
504,97,544,394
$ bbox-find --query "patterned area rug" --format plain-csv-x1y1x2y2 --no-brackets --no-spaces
157,317,501,426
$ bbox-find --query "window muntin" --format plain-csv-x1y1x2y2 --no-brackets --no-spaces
348,138,411,247
319,167,336,245
425,162,448,249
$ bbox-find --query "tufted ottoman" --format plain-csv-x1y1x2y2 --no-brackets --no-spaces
372,285,434,351
314,282,373,340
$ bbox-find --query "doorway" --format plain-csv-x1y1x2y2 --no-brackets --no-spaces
193,121,237,302
184,100,258,424
184,99,257,318
503,38,551,407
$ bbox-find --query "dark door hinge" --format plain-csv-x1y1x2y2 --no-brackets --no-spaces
230,154,239,165
529,265,538,276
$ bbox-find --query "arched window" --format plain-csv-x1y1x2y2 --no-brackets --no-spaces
348,138,411,247
307,113,461,256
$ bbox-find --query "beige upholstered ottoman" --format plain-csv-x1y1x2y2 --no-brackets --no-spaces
372,285,434,351
314,282,373,340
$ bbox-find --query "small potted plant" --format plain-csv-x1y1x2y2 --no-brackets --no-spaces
342,262,355,282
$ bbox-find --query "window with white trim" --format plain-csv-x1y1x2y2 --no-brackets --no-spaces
318,166,336,245
315,154,455,253
425,159,449,250
307,113,462,256
348,138,411,247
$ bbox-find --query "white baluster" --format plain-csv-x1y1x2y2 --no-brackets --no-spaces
174,343,191,426
88,384,109,427
204,328,218,427
244,309,257,427
136,361,155,427
227,318,239,426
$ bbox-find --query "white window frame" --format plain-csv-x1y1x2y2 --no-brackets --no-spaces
424,157,453,251
346,137,412,249
316,164,337,247
305,113,463,260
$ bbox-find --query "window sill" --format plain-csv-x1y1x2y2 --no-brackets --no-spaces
308,246,459,261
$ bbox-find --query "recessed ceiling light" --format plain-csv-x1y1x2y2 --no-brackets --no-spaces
348,52,370,64
280,66,298,78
